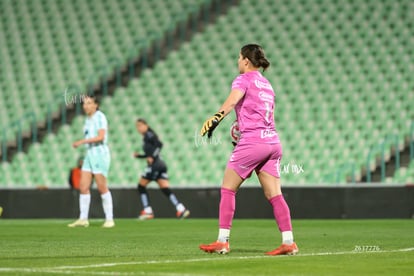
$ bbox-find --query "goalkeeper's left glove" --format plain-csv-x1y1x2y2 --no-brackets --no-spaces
200,111,224,138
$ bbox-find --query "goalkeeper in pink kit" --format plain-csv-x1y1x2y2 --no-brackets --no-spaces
199,44,298,255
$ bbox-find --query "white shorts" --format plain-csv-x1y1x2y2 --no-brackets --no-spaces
82,151,111,177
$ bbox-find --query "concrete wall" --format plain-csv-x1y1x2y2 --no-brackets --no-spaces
0,185,413,219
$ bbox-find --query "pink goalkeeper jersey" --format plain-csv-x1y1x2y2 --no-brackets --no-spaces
231,70,280,144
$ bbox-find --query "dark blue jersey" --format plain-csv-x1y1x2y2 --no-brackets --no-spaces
136,128,163,160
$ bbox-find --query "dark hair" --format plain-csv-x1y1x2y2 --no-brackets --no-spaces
240,44,270,71
83,95,100,109
136,118,148,125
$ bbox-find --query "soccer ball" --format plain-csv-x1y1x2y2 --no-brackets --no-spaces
230,120,240,145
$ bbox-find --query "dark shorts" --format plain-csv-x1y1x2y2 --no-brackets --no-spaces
141,158,169,181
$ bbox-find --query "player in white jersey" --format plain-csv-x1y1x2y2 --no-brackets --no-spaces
68,95,114,228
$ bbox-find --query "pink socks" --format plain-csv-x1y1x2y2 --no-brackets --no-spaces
217,189,294,245
218,189,292,232
269,194,292,232
219,188,236,230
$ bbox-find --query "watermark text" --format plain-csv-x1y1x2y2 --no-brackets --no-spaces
354,245,381,252
194,130,222,148
277,159,305,175
64,88,88,106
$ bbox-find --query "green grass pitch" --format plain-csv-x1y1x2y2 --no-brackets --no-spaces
0,219,413,275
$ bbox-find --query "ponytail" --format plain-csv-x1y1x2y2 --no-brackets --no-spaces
259,57,270,71
240,44,270,72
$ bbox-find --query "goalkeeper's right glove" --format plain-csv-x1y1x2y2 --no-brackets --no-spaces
200,111,224,138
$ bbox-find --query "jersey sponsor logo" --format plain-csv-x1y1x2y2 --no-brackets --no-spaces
258,91,274,103
255,79,273,90
261,129,277,139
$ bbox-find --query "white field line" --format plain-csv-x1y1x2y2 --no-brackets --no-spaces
0,247,413,275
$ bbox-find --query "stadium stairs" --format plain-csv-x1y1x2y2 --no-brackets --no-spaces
361,135,412,183
1,0,240,163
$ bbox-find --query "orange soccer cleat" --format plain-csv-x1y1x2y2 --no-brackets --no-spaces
138,210,154,220
265,242,299,256
199,241,230,254
176,209,190,219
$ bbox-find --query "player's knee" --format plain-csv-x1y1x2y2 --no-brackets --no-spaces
161,187,172,197
80,188,90,194
79,182,91,194
138,184,148,194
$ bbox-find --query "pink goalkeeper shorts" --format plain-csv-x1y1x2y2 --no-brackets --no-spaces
227,142,282,179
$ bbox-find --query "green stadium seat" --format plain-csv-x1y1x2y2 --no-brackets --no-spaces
1,0,414,187
0,0,210,145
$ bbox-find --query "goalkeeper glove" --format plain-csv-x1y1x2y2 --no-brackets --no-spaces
200,111,225,138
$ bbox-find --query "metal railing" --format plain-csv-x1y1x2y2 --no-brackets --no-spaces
1,112,37,162
366,133,400,183
327,128,408,184
337,163,356,183
410,121,414,162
